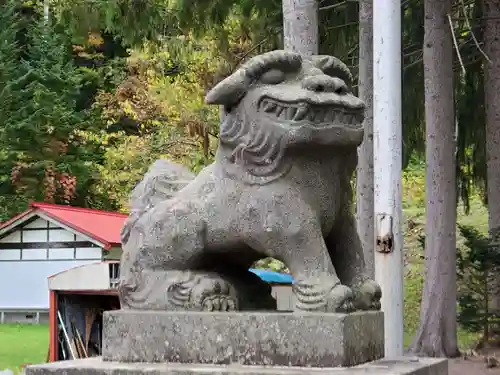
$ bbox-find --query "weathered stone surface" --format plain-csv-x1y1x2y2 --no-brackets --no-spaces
118,49,381,314
102,310,383,367
25,357,449,375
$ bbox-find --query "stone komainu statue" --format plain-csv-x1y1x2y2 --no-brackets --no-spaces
118,50,382,313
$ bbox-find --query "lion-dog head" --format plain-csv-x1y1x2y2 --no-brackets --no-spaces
205,50,365,184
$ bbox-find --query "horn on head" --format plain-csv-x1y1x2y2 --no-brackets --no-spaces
205,50,302,106
204,70,248,106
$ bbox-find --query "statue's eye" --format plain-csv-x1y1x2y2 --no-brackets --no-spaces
259,69,286,84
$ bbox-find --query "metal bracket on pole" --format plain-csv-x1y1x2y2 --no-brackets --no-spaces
375,213,394,253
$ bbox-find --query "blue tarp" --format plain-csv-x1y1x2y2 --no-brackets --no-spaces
249,268,294,284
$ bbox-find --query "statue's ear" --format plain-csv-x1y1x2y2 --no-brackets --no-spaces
311,55,353,88
205,71,248,106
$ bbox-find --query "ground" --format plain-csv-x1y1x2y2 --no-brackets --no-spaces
0,324,48,370
450,355,500,375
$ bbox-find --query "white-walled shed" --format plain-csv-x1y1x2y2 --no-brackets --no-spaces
0,203,126,323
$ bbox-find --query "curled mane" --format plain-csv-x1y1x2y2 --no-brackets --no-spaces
120,160,195,244
205,50,306,185
217,109,291,185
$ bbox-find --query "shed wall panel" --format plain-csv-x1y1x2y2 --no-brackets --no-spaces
0,249,21,260
0,231,21,243
24,218,49,229
75,234,88,242
48,248,75,260
22,230,47,243
271,285,294,311
0,260,101,309
49,229,74,242
22,248,47,260
75,247,102,259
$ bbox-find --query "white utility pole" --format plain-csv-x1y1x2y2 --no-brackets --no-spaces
373,0,404,358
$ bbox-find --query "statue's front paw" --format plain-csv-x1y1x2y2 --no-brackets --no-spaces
202,295,238,312
352,279,382,311
294,278,354,313
188,273,240,312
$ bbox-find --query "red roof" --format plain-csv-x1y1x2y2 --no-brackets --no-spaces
0,203,128,250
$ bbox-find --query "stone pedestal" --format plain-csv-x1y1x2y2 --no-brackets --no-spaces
25,311,449,375
102,310,384,367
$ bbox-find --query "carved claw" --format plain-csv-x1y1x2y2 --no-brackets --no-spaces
351,279,382,311
227,298,237,311
336,299,356,313
326,284,355,313
202,295,238,312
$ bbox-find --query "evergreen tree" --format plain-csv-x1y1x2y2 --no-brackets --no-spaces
0,0,21,111
456,224,500,342
1,13,103,210
0,0,31,219
0,0,23,134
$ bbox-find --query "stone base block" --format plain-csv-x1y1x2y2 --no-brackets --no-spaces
102,310,384,367
25,357,449,375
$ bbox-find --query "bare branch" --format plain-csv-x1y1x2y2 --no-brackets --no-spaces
319,1,347,11
458,0,492,64
236,28,283,66
448,13,466,75
326,22,358,30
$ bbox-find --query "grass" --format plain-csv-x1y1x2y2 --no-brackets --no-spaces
0,324,49,371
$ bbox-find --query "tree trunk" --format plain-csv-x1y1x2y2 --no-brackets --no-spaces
356,0,374,279
282,0,318,55
483,0,500,313
409,0,460,357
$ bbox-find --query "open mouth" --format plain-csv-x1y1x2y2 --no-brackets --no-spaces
258,98,364,127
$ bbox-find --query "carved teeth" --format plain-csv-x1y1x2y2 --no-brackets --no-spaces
324,111,335,122
264,101,277,112
344,113,354,123
259,98,362,126
287,107,297,120
294,106,308,121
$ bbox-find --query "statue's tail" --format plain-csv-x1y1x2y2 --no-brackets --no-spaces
120,159,195,244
